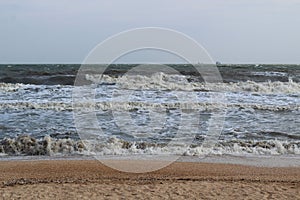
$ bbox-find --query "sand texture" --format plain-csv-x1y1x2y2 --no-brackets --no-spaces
0,160,299,199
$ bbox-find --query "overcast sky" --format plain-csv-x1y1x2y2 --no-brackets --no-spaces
1,0,300,64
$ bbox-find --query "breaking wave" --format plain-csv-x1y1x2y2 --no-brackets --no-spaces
1,73,300,94
87,73,300,94
0,135,85,156
0,135,299,156
0,101,299,112
0,83,24,92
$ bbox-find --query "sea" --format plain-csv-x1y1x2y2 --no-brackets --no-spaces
0,64,300,166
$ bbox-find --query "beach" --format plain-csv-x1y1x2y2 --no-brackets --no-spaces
1,0,300,199
1,65,300,200
1,159,299,199
0,64,300,199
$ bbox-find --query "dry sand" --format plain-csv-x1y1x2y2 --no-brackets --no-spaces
0,159,299,199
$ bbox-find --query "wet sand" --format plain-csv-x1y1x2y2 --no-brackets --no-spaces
0,160,299,199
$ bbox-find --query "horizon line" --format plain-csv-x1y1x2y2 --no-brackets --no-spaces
1,62,300,65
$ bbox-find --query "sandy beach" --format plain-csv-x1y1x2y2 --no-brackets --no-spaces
0,159,299,199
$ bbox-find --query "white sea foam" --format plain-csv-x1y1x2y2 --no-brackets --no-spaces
0,83,24,92
1,101,299,111
251,71,287,77
1,73,300,95
86,73,300,94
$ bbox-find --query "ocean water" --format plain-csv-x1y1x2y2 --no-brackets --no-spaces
0,64,300,161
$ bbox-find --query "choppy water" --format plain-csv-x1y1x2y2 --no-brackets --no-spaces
0,64,299,158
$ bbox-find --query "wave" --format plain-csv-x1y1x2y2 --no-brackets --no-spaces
0,83,24,92
86,73,300,94
1,64,299,85
0,135,85,156
0,101,299,112
1,73,300,94
0,64,78,85
0,135,299,156
0,75,76,85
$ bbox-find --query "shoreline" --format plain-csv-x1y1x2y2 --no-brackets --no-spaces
1,154,300,167
1,159,299,199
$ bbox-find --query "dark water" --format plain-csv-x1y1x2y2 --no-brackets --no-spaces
1,64,300,85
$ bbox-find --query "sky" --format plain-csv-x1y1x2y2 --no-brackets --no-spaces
1,0,300,64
